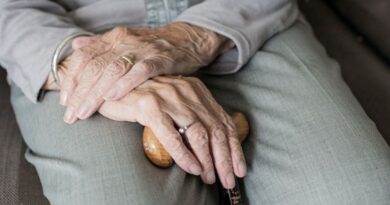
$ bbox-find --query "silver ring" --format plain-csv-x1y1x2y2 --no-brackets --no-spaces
178,121,197,135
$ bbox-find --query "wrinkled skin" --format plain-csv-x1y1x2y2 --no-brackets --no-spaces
44,22,245,189
58,22,234,124
46,69,246,189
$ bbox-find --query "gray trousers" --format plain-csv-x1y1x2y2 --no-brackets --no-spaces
11,21,390,205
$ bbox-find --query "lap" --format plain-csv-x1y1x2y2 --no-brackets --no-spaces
202,21,390,204
11,20,390,205
11,85,218,205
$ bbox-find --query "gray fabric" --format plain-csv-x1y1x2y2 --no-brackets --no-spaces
10,20,390,205
298,0,390,143
328,0,390,62
0,0,298,103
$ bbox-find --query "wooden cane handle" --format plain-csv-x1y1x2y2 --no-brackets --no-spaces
142,112,249,168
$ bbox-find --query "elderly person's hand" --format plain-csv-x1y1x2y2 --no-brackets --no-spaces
99,76,246,189
59,23,234,124
45,73,247,189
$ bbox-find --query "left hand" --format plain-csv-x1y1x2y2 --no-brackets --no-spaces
98,75,247,189
44,61,246,189
59,23,234,124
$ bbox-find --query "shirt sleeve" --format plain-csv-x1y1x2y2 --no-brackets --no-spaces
0,0,88,103
175,0,299,74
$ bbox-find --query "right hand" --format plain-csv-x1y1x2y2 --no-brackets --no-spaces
98,76,247,189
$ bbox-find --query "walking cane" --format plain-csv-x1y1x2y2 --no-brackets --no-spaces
142,112,249,205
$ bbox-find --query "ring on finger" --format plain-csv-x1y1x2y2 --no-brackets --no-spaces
178,120,198,135
120,55,135,66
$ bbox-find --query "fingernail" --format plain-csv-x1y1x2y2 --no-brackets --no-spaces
104,89,118,100
77,103,90,119
189,164,202,176
206,171,216,184
60,92,68,106
238,161,247,177
64,107,76,124
225,173,235,189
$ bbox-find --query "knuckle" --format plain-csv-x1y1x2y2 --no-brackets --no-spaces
229,138,242,154
158,83,177,96
211,125,227,145
74,81,90,92
177,79,195,92
138,61,158,76
185,77,203,86
229,135,241,146
139,93,160,109
90,57,106,69
217,158,233,170
107,62,127,76
109,26,128,37
165,134,183,151
77,47,97,60
225,123,238,138
176,152,191,165
176,77,192,86
202,156,214,167
191,129,208,144
154,39,173,48
145,43,161,53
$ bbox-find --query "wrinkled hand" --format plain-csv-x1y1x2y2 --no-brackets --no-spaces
44,61,246,189
59,23,234,124
97,76,246,189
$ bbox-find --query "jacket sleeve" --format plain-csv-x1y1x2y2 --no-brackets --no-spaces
175,0,299,74
0,0,88,103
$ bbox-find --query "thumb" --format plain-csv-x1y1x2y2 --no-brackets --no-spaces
72,35,100,50
43,65,68,91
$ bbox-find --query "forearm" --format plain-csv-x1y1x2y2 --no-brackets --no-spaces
175,0,300,74
156,22,235,67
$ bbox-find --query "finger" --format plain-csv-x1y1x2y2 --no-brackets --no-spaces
63,53,114,124
170,77,236,188
72,35,100,50
60,39,110,106
183,121,216,184
148,80,215,183
98,97,138,122
208,123,235,189
149,113,202,176
165,104,215,184
186,78,247,177
222,112,247,178
153,76,202,103
103,58,163,101
76,55,133,119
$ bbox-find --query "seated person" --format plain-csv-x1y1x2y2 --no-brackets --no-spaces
0,0,389,204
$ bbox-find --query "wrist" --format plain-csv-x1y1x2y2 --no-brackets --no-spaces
162,22,235,66
51,31,94,86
